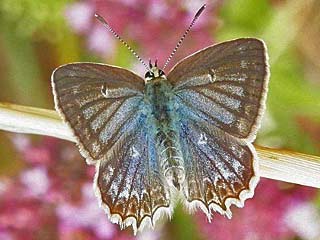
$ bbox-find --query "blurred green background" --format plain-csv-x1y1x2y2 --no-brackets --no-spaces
0,0,319,156
0,0,319,239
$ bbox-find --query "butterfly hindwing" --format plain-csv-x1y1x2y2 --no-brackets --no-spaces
51,63,145,164
95,116,171,233
167,38,269,141
178,114,258,217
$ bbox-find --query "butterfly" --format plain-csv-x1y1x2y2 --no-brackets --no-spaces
51,4,269,234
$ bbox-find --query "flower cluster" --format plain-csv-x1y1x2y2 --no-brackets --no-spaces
65,0,219,73
0,135,140,239
1,1,319,239
1,135,317,240
195,179,318,240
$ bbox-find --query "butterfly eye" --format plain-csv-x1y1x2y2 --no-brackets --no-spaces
145,71,154,79
158,70,165,76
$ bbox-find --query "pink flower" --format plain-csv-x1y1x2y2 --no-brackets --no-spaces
56,183,116,239
195,179,317,240
65,2,94,33
12,136,58,166
0,231,12,240
3,135,132,239
88,25,116,57
285,202,320,240
20,166,50,197
64,0,220,72
0,179,57,239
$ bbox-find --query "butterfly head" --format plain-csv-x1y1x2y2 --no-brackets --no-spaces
145,59,166,82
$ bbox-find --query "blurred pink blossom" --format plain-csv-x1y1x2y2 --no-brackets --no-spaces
65,0,220,72
10,135,30,152
285,202,320,240
56,183,116,239
20,166,50,197
1,2,318,239
1,135,164,239
88,25,116,57
0,231,11,240
195,179,317,240
65,2,94,33
1,132,318,239
0,135,133,239
16,136,58,165
0,179,57,239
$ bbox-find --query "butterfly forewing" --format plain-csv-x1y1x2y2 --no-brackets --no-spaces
168,38,269,141
52,63,145,163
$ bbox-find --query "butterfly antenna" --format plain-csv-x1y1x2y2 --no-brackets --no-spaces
95,13,150,71
163,4,206,70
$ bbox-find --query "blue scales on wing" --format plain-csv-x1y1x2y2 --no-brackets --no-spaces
52,63,145,164
52,63,171,232
168,38,269,142
166,38,269,217
95,115,171,232
177,110,258,217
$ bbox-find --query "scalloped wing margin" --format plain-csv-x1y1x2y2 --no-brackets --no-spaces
92,119,173,234
178,117,259,219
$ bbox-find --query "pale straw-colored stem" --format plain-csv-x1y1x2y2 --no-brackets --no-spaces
0,102,73,142
0,102,320,188
255,146,320,188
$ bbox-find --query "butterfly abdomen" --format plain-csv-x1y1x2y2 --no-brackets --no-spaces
145,79,185,190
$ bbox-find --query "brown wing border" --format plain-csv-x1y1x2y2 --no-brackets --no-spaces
183,140,260,220
51,62,145,165
167,38,270,143
93,160,174,234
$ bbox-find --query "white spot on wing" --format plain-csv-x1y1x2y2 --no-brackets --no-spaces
197,133,207,145
130,146,140,158
101,86,138,99
241,60,248,68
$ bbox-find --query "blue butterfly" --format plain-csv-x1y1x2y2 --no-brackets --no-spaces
51,5,269,233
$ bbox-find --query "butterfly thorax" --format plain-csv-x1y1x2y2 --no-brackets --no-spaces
144,77,185,190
